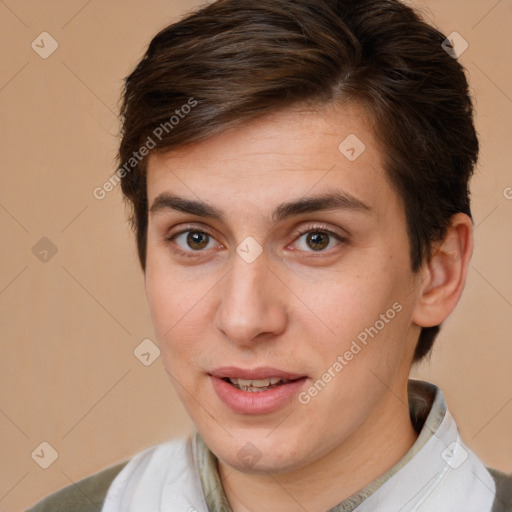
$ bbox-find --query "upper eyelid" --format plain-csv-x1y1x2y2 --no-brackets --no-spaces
167,222,342,239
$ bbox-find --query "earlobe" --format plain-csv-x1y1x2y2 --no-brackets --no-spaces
412,213,473,328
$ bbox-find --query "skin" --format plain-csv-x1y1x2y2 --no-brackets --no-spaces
144,102,473,512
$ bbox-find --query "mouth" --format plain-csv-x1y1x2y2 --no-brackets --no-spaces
209,367,308,414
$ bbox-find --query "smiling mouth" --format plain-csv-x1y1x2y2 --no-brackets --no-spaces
223,377,298,392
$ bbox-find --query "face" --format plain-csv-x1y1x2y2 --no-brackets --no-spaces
144,102,423,474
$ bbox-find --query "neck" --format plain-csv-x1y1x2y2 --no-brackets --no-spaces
218,385,419,512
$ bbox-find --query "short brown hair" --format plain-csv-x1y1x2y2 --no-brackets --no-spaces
118,0,479,362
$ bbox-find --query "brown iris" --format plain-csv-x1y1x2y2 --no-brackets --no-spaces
186,231,209,250
306,232,329,251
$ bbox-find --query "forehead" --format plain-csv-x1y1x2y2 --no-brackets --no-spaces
145,103,397,221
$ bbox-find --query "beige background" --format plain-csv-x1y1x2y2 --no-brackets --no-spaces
0,0,510,510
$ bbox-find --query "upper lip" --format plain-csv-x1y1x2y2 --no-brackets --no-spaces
209,366,306,381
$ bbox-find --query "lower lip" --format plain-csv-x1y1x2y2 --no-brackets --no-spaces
210,376,308,414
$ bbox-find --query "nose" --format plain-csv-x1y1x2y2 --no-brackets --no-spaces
214,251,288,348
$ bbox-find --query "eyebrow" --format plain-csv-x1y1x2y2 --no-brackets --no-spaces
149,191,372,223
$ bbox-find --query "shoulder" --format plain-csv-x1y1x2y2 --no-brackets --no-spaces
25,461,128,512
487,466,512,512
25,438,192,512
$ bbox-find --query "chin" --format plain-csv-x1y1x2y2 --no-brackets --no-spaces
221,449,303,475
207,430,313,475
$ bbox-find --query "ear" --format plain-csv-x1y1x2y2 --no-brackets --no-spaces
412,213,473,328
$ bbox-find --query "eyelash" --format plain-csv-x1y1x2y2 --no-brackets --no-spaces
165,223,347,259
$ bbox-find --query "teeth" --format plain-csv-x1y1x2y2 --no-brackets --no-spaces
251,378,271,387
227,377,292,391
239,378,257,387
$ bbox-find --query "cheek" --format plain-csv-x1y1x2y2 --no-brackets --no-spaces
145,244,193,329
317,271,394,334
145,260,187,350
145,261,174,336
145,258,215,374
314,265,411,368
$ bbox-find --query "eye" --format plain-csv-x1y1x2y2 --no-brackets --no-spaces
166,227,220,257
165,223,347,259
292,225,346,253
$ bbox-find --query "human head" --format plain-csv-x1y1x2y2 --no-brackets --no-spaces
118,0,478,361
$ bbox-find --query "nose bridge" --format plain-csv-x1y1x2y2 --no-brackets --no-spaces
224,252,270,321
215,250,286,344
